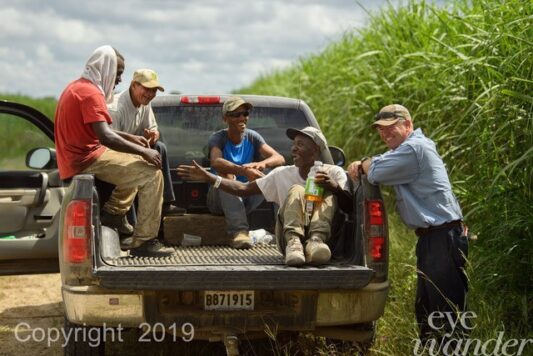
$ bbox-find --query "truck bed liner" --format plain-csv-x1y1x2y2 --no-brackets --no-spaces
95,245,374,290
107,245,284,267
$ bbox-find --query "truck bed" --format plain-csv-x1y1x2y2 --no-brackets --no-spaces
95,233,374,290
106,245,284,267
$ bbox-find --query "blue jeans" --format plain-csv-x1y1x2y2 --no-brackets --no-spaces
207,187,264,237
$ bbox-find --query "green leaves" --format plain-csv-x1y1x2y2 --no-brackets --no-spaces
239,0,532,346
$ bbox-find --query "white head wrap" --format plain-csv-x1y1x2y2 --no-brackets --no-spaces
81,45,117,103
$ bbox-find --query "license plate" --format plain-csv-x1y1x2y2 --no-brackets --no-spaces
204,291,254,310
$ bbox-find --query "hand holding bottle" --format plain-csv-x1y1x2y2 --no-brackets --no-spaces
314,170,339,192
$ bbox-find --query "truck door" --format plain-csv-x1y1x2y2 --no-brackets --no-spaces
0,101,62,274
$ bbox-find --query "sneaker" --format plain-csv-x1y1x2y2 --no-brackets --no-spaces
285,237,305,266
232,231,253,249
101,211,134,236
162,203,186,216
130,239,175,257
305,235,331,265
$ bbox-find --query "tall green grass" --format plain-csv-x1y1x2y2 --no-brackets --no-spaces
240,0,532,353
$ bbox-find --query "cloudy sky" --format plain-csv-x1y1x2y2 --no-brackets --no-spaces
1,0,408,98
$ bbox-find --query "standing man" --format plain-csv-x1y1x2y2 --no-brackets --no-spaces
54,45,173,257
207,96,285,249
108,68,184,216
178,127,352,266
347,104,468,341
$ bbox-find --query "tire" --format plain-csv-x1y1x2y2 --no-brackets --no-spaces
63,317,105,356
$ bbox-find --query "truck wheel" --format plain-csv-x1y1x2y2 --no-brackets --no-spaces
63,317,105,356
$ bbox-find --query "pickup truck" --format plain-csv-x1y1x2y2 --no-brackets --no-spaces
0,95,389,355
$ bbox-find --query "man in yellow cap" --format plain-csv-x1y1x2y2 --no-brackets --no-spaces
108,69,184,217
55,47,172,257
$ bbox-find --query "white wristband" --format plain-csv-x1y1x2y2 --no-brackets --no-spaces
213,176,222,189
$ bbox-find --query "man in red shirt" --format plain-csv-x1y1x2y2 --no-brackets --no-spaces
54,45,173,257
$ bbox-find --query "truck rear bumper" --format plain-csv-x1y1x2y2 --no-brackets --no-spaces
62,286,144,327
63,280,389,331
315,280,389,326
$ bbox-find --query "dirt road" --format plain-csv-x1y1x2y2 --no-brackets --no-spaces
0,274,257,355
0,273,63,356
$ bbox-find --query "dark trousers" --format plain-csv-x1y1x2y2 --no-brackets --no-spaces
153,141,175,204
415,226,469,340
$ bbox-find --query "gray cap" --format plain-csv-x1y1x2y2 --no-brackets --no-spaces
222,96,253,115
286,126,328,152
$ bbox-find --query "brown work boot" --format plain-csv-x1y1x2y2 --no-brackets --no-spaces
305,235,331,265
101,211,134,236
285,237,305,266
232,231,252,249
130,238,175,257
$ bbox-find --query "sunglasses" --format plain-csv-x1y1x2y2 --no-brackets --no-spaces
374,111,406,120
374,111,407,121
226,111,250,118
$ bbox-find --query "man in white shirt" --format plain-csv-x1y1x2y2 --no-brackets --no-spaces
177,127,352,266
108,69,184,217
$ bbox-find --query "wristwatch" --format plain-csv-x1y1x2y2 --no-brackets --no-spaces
359,157,370,175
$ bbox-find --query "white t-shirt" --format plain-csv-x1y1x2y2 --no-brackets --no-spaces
107,89,157,135
255,164,348,207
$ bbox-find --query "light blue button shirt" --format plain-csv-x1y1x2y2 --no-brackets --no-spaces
367,128,462,229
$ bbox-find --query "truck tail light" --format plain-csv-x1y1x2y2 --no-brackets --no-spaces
365,199,388,280
180,96,221,104
63,199,91,263
366,200,386,262
369,236,385,261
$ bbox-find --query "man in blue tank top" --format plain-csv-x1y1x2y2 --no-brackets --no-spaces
207,96,285,249
348,104,468,343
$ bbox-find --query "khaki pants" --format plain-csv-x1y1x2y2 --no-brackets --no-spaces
82,149,163,239
275,185,337,254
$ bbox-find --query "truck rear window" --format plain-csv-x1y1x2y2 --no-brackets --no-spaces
153,105,309,168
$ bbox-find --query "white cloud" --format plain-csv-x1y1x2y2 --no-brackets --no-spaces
0,0,402,98
35,44,54,61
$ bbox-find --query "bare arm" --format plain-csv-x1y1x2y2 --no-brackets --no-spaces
209,146,265,181
347,159,372,180
243,143,285,171
91,121,162,169
114,130,150,148
176,160,262,197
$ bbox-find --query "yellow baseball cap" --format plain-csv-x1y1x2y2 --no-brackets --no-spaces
132,69,164,92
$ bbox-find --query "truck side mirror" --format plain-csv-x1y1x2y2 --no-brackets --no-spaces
329,146,346,167
26,147,57,170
